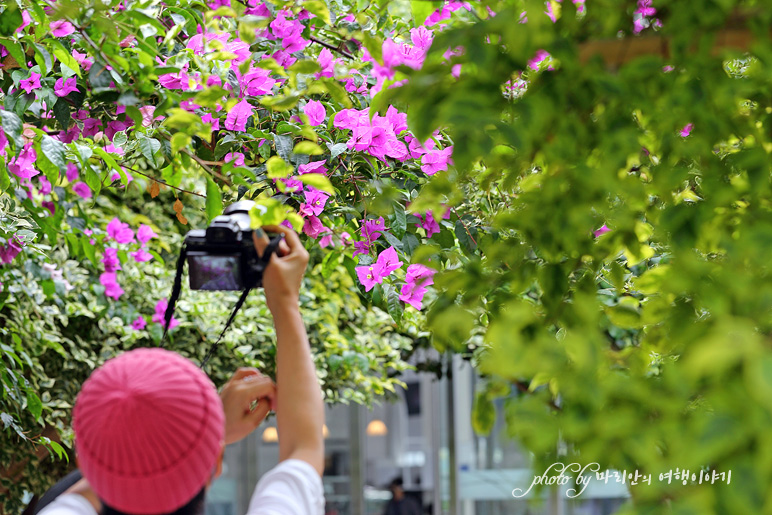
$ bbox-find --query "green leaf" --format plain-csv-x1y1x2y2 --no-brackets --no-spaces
26,390,42,422
411,0,442,26
89,62,113,89
92,148,127,185
53,98,71,129
137,134,162,162
302,0,332,24
256,57,287,76
82,236,97,265
297,173,334,194
289,59,322,75
318,78,352,108
194,86,228,108
0,5,22,37
328,142,348,160
171,132,191,154
274,134,293,161
260,94,300,111
33,43,52,76
0,40,27,70
385,285,404,323
605,297,642,329
293,141,324,155
381,230,403,251
0,163,9,192
205,176,223,222
51,41,81,78
47,440,69,462
0,110,24,149
40,135,68,176
454,219,478,253
471,391,496,436
321,249,341,279
266,156,294,178
392,202,406,238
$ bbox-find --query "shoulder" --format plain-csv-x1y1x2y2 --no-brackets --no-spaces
36,494,98,515
247,459,325,515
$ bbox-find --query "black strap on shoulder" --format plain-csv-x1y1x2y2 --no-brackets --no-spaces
161,234,285,369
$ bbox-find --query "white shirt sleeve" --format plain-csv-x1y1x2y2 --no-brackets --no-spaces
247,459,325,515
36,494,98,515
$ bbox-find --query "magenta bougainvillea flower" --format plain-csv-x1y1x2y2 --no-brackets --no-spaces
65,163,79,182
0,235,24,264
303,100,326,126
399,263,436,310
50,20,75,37
241,67,276,96
131,316,147,331
298,160,328,175
225,99,254,131
19,72,41,94
300,189,330,217
130,248,153,263
37,175,52,195
8,143,39,179
528,49,551,71
152,298,179,329
355,246,403,291
302,215,328,239
106,218,135,244
72,182,92,199
225,151,245,166
420,146,453,175
100,272,125,300
137,224,157,245
54,77,79,97
418,212,441,237
593,224,611,237
102,248,122,272
679,123,693,137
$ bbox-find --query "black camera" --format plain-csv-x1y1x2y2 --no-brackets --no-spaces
184,200,274,291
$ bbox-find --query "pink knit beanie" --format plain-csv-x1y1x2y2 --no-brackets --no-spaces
73,348,225,514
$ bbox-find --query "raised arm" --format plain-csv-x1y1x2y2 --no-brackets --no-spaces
254,226,325,476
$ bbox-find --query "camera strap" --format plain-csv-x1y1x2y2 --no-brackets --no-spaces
160,234,285,371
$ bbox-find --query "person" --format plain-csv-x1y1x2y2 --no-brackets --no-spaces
37,225,325,515
383,478,422,515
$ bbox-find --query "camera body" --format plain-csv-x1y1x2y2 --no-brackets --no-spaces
184,200,264,291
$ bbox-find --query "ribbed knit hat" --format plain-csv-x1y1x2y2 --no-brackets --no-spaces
73,348,224,514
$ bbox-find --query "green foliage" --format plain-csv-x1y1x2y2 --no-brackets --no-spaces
3,0,772,512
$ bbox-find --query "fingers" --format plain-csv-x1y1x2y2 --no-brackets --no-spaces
262,225,304,257
252,228,270,258
231,367,261,382
277,239,291,257
246,400,271,428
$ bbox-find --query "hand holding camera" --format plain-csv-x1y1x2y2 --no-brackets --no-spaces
252,225,308,315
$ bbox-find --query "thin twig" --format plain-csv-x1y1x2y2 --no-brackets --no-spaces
121,165,207,198
309,36,356,60
182,148,233,186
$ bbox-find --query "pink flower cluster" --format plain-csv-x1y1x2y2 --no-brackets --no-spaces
99,220,157,301
354,217,386,256
356,246,403,291
399,264,436,310
366,27,435,93
416,208,451,237
633,0,660,33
